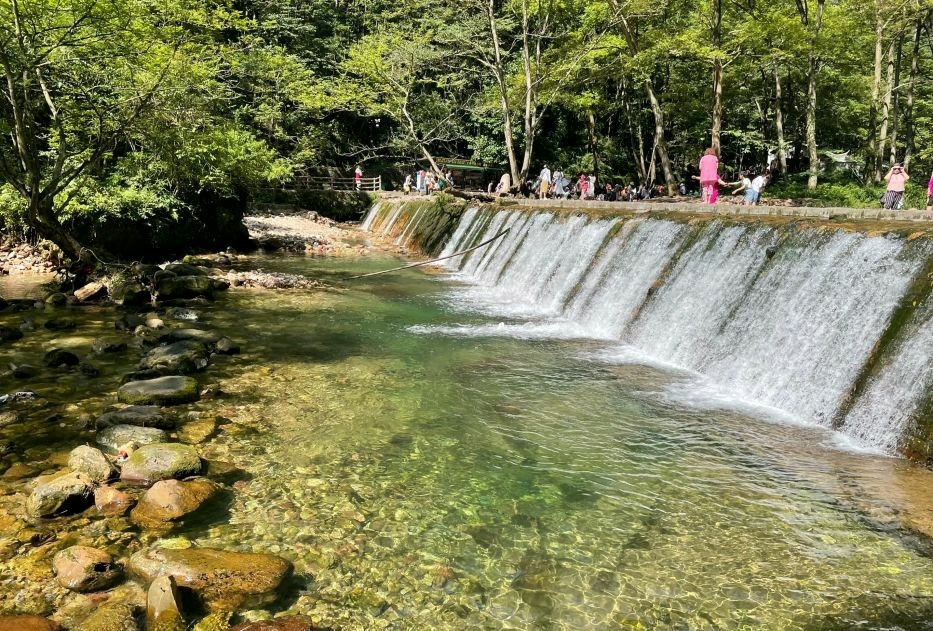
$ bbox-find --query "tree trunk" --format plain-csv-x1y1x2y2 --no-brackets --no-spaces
877,39,895,171
711,0,723,154
32,199,84,262
646,81,676,194
804,0,825,189
904,17,923,170
486,0,521,186
587,110,600,184
889,33,903,166
869,8,884,181
774,65,787,175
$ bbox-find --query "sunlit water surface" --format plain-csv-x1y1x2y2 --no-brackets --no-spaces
3,256,933,630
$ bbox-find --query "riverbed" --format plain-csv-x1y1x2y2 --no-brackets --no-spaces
2,253,933,630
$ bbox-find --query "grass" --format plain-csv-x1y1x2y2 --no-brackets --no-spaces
766,172,929,209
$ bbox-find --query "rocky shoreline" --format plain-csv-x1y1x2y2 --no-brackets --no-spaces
0,213,383,631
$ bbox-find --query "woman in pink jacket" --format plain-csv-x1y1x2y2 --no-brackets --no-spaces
926,169,933,211
698,148,720,204
882,163,909,210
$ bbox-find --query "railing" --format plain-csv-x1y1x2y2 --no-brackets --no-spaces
288,175,382,192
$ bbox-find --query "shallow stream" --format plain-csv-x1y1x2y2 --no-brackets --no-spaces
3,257,933,630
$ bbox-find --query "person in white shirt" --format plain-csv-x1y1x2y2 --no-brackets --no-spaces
750,173,768,205
539,165,552,198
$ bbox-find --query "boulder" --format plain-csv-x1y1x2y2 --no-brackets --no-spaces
45,293,68,307
133,263,163,282
131,478,221,530
129,547,292,610
95,486,135,516
26,471,94,518
44,318,77,331
74,282,106,302
73,601,138,631
53,545,123,592
154,276,218,301
163,263,209,277
215,337,239,355
146,576,185,631
120,443,202,485
44,348,80,368
138,341,209,375
0,325,23,343
115,314,145,331
96,406,174,430
112,282,151,307
92,338,128,354
67,445,117,483
145,317,164,330
97,425,167,453
117,376,199,406
160,329,219,345
11,364,40,378
0,616,60,631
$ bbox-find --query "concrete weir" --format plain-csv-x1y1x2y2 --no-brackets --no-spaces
362,195,933,462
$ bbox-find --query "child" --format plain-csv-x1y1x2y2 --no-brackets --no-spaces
732,171,754,205
749,171,769,205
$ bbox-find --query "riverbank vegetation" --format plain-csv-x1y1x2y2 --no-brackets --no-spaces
2,0,933,261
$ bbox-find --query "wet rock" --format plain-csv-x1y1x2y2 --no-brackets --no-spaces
177,416,217,444
97,425,167,452
138,341,209,375
0,439,13,457
115,314,145,331
19,317,36,330
146,576,185,631
68,445,117,483
117,376,200,406
112,282,151,307
0,325,23,342
227,618,314,631
80,363,101,378
160,329,219,345
3,462,37,480
155,276,217,301
53,545,123,592
129,547,292,611
131,478,221,530
95,486,135,516
0,390,37,404
44,348,80,368
120,443,202,485
0,410,18,427
164,307,199,322
145,317,165,330
97,406,174,430
133,264,163,282
26,471,94,517
11,364,40,378
190,612,231,631
45,293,68,307
0,616,60,631
44,317,77,330
92,338,128,354
74,282,106,302
215,337,239,355
73,601,138,631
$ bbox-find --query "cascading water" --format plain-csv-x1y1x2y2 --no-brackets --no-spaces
364,201,933,455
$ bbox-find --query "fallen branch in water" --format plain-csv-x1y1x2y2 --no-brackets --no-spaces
347,228,511,280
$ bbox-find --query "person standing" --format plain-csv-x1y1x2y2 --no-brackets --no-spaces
403,174,412,194
416,169,425,194
926,169,933,211
883,163,909,210
699,148,720,204
539,165,552,199
354,165,363,190
750,171,769,205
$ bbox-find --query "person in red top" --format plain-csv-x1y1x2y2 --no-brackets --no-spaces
882,163,909,210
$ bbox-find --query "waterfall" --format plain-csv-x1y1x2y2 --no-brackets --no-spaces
363,201,933,454
839,301,933,452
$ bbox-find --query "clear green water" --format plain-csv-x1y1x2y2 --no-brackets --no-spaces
3,257,933,630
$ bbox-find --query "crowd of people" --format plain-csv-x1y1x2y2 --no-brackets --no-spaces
391,150,933,211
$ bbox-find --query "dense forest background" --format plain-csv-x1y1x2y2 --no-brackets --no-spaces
2,0,933,260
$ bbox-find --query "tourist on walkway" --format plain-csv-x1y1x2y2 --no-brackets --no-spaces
416,169,425,194
539,165,552,199
698,148,720,204
750,172,768,205
926,169,933,211
403,174,412,194
354,166,363,190
883,163,909,210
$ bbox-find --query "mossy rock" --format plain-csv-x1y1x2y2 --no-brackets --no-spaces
120,443,202,485
117,376,199,406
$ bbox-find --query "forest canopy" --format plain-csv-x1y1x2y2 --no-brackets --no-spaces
2,0,933,258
